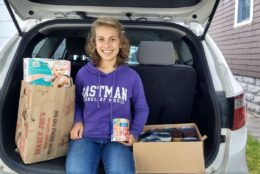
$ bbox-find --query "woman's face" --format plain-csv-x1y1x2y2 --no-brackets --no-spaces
95,26,121,64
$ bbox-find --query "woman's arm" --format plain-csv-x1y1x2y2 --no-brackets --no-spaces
130,74,149,140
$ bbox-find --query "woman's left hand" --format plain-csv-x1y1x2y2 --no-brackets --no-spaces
120,134,136,146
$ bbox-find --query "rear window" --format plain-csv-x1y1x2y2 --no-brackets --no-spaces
128,46,139,64
32,38,139,64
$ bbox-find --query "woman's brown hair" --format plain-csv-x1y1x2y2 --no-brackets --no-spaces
86,17,130,67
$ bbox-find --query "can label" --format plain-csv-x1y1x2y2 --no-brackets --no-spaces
111,118,130,142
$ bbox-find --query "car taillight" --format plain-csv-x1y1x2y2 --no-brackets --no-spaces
232,93,246,130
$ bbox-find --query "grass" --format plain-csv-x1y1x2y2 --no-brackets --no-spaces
246,135,260,174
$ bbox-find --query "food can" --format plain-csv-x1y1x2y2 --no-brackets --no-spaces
111,118,130,142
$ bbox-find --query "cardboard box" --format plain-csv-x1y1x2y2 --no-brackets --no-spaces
133,123,206,174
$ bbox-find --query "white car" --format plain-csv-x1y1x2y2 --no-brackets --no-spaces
0,0,248,173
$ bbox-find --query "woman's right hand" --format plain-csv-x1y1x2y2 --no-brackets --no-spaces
70,122,84,140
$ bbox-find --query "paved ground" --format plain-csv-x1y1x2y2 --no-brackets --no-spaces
246,112,260,140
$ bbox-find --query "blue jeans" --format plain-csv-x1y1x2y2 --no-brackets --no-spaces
65,137,135,174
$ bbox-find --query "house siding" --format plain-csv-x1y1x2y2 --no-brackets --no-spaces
209,0,260,79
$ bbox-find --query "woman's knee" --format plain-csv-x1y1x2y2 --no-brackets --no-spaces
102,143,135,174
65,138,100,174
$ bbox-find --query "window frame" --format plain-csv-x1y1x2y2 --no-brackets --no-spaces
234,0,254,28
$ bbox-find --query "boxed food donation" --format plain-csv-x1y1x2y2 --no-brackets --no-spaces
133,123,207,174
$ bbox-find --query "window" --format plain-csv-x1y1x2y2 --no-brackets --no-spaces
128,46,139,64
234,0,254,27
32,38,46,57
52,39,65,59
32,38,65,59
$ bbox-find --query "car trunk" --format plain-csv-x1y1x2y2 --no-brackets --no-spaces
0,19,221,174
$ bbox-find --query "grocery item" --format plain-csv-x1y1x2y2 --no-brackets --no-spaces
139,126,199,142
15,81,75,164
111,118,130,142
23,58,71,87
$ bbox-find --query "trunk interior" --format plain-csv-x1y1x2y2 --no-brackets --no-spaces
0,19,221,173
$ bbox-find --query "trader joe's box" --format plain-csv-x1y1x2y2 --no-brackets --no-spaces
133,123,207,174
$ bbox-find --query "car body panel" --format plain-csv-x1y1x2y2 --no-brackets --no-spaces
7,0,217,25
205,127,248,173
0,34,21,90
203,34,243,97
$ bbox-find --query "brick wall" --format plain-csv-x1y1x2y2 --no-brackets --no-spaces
235,75,260,117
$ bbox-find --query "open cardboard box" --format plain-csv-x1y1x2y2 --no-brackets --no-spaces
133,123,207,174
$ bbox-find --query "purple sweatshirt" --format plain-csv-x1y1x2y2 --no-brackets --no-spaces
74,61,149,140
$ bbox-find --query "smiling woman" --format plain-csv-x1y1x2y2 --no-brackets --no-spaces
86,17,130,68
66,17,149,174
95,26,121,66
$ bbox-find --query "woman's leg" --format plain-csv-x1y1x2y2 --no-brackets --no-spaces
65,138,101,174
102,142,135,174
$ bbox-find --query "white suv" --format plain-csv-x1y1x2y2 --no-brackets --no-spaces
0,0,248,173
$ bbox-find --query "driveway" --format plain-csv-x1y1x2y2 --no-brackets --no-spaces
246,111,260,140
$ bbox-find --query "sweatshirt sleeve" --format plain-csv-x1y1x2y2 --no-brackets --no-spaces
74,71,84,123
130,73,149,140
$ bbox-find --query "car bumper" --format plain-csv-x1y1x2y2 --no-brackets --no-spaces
206,126,248,174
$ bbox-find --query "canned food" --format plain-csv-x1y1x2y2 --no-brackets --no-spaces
111,118,130,142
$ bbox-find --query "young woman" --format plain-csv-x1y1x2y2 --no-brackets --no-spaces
65,17,149,174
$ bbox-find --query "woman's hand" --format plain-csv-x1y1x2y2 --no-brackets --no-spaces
120,134,136,146
70,122,84,140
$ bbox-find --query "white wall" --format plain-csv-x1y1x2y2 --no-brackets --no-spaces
0,0,20,50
